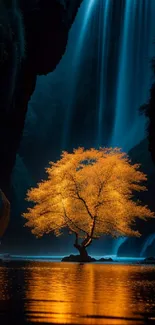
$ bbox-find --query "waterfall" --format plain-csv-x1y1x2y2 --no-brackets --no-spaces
111,0,154,150
140,234,155,257
113,237,127,256
96,0,112,146
61,0,97,149
61,0,155,151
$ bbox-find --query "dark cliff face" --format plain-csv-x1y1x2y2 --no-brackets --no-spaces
142,62,155,166
118,138,155,257
0,0,83,196
146,83,155,164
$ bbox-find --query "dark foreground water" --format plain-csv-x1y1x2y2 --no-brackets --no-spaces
0,261,155,325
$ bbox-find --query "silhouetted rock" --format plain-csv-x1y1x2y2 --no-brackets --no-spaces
62,254,96,262
142,257,155,264
118,138,155,257
62,255,114,263
0,0,83,196
141,59,155,165
98,257,113,262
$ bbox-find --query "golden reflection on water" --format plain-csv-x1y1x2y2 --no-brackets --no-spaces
24,263,155,324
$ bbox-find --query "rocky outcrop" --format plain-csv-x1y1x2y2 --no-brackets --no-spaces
61,254,113,263
118,138,155,257
0,189,10,237
142,257,155,264
0,0,83,197
141,61,155,166
62,254,96,262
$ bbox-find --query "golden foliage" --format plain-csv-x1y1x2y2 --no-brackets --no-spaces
23,148,154,240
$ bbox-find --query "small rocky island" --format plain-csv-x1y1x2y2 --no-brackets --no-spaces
61,255,113,262
142,257,155,264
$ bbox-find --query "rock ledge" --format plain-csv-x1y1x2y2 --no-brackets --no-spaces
61,254,113,263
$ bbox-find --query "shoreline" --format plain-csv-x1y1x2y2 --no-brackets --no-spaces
0,255,155,265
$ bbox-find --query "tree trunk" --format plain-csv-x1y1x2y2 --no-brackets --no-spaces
74,243,89,261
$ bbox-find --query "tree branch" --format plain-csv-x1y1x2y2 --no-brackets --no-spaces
94,162,117,204
69,174,94,219
81,216,97,247
90,216,96,238
61,195,89,236
81,236,92,248
74,232,79,246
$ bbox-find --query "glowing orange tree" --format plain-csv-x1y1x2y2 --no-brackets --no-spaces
23,148,154,260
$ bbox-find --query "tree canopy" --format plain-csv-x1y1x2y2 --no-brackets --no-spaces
23,148,154,246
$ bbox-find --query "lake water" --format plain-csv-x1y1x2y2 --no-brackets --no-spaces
0,261,155,324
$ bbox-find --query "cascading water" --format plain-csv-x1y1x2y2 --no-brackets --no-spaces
140,234,155,257
61,0,97,149
113,237,127,257
96,0,112,146
61,0,155,151
111,0,154,150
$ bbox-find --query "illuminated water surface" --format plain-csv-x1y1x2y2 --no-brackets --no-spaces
0,261,155,324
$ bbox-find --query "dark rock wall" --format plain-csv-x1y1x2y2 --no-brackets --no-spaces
142,81,155,166
118,138,155,256
0,0,83,196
